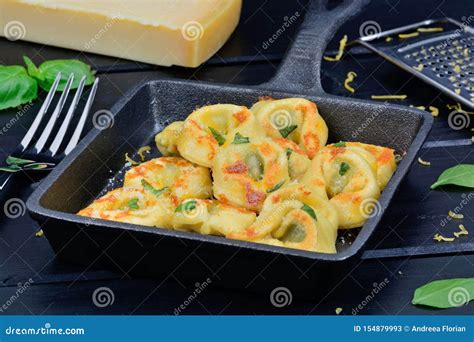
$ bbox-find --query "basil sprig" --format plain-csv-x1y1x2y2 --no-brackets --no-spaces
431,164,474,189
412,278,474,308
0,65,37,111
24,56,95,91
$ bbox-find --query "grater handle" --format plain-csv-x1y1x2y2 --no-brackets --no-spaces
261,0,369,96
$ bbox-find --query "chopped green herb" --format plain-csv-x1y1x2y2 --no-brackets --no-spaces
141,179,168,197
301,204,317,220
266,180,285,193
35,229,44,237
175,200,197,213
128,198,139,210
333,141,346,147
279,125,297,138
286,148,293,159
339,162,350,176
208,127,226,146
0,165,22,172
232,132,250,144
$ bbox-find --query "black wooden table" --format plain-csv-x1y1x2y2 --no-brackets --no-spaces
0,0,473,315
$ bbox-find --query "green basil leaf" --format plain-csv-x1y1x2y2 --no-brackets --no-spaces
232,132,250,144
24,56,95,91
0,65,37,111
6,156,34,166
333,141,346,147
279,125,297,138
266,180,285,193
128,198,139,210
300,203,317,221
285,148,293,160
0,165,22,172
339,162,350,176
431,164,474,189
208,127,226,146
141,179,168,197
412,278,474,308
175,200,197,213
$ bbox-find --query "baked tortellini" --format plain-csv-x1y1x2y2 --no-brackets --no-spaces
228,185,338,253
176,104,263,167
78,97,398,255
213,137,290,211
124,157,212,205
303,143,382,229
251,97,328,158
77,187,174,227
172,199,256,236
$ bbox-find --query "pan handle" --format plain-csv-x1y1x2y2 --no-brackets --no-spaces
260,0,369,96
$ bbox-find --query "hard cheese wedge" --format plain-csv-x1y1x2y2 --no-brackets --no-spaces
0,0,242,67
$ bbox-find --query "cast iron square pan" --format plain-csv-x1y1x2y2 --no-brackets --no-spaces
26,0,433,293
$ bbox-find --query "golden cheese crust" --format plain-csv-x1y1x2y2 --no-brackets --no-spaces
251,98,328,159
124,157,212,206
212,137,290,212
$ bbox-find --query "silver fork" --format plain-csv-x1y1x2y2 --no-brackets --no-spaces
0,73,100,191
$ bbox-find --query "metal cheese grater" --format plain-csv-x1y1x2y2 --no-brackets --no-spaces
355,18,474,109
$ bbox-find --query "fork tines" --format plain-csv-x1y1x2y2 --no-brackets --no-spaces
21,73,100,157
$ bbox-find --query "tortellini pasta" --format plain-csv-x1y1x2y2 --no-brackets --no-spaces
302,144,381,229
251,97,328,158
77,187,174,227
228,185,338,253
155,121,184,156
172,199,256,236
124,157,212,205
177,104,263,167
78,97,398,254
213,137,290,211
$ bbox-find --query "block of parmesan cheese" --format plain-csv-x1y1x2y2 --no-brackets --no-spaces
0,0,242,67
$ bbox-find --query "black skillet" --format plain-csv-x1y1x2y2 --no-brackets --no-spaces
27,0,433,296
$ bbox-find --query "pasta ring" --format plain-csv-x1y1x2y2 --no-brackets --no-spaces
177,104,263,167
229,185,338,253
124,157,212,206
172,199,256,236
273,137,311,181
77,187,174,227
303,145,381,229
341,142,396,190
212,137,290,212
155,121,184,156
251,97,328,158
